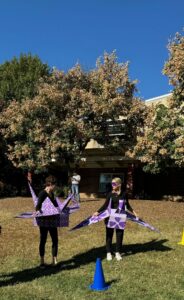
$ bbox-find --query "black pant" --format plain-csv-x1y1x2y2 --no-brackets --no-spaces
106,227,124,253
39,227,58,257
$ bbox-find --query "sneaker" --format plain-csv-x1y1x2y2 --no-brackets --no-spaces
107,252,112,261
115,252,122,261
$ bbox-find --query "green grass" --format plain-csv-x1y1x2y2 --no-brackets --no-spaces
0,197,184,299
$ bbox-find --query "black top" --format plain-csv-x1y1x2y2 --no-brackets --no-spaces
97,191,132,213
36,190,58,211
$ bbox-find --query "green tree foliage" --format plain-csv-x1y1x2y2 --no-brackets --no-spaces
163,33,184,167
0,53,51,180
0,53,50,106
0,51,146,171
129,33,184,173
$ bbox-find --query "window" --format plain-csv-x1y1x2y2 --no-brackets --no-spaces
99,173,124,193
108,122,125,136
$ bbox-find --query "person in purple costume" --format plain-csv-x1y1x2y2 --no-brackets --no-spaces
36,175,59,268
93,177,138,261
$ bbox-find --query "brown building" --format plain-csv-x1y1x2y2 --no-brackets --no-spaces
77,93,183,200
78,138,138,199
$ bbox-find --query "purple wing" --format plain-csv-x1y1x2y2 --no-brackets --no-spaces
15,212,34,219
126,211,160,233
70,209,110,231
56,194,80,215
68,204,80,214
55,194,75,212
70,208,159,233
16,184,79,218
64,195,80,214
69,216,92,230
28,182,38,207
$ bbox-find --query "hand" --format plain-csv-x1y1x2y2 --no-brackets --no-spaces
35,210,42,216
133,211,139,219
92,212,99,217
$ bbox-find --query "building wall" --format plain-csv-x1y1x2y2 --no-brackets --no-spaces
79,167,128,199
144,93,172,107
75,93,183,200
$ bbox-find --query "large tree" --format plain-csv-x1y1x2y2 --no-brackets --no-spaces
163,33,184,167
0,53,50,106
0,52,146,172
0,53,51,182
129,33,184,173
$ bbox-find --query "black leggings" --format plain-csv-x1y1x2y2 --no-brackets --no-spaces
39,227,58,257
106,227,124,253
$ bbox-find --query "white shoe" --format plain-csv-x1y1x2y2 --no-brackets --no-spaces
107,252,112,261
115,252,122,261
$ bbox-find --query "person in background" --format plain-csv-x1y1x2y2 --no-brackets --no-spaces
71,171,81,202
36,175,59,268
93,177,138,261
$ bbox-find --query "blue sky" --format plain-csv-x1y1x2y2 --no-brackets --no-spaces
0,0,183,99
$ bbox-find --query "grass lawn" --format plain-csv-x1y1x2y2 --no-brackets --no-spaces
0,196,184,300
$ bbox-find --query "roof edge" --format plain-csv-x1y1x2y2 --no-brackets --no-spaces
145,93,172,102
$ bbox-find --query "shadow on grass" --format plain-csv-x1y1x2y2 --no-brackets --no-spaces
123,238,172,256
0,239,172,287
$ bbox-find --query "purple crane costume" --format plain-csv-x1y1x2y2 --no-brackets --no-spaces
70,197,159,233
16,183,80,227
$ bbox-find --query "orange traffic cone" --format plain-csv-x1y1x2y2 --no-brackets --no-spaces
178,229,184,245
